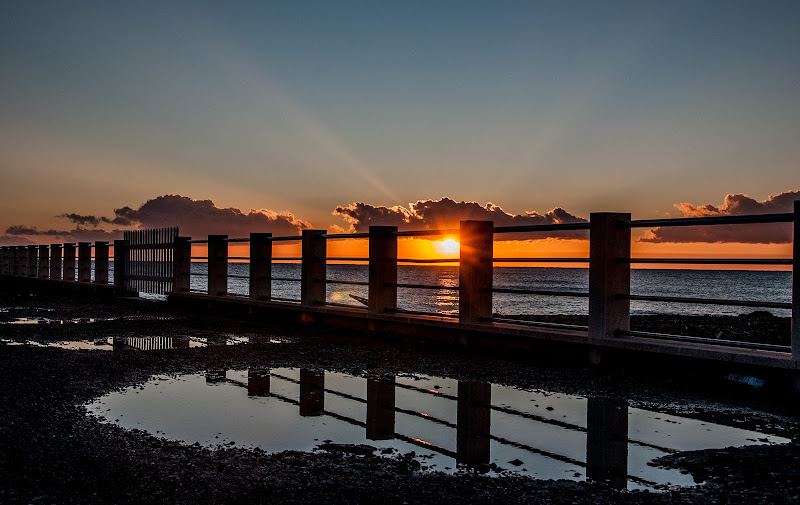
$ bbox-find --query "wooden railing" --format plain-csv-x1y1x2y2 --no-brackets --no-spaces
1,201,798,365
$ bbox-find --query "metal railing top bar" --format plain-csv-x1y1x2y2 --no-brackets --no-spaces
324,257,369,262
622,294,791,310
490,317,589,332
224,237,251,243
493,257,590,263
492,222,591,234
190,256,209,260
324,279,369,286
616,329,791,353
393,282,459,291
228,256,250,260
625,212,794,229
270,235,303,242
271,277,301,282
225,274,249,279
272,257,303,262
188,239,209,244
625,258,792,265
397,258,460,264
491,287,590,298
320,232,370,239
394,229,460,238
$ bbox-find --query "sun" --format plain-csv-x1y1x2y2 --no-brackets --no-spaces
434,238,460,256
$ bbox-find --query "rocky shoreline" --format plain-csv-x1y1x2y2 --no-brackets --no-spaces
1,290,799,504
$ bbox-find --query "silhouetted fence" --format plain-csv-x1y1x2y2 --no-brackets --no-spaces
124,227,178,295
1,202,798,368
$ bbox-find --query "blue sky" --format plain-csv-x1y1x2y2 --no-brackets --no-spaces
1,0,798,234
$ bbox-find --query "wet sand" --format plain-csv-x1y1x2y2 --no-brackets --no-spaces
1,290,799,504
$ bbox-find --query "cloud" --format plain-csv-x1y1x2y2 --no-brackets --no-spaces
2,226,123,245
333,198,587,239
126,195,312,238
640,191,799,244
57,207,137,227
2,194,313,245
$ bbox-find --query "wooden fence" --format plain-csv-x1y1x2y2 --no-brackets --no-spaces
1,202,798,370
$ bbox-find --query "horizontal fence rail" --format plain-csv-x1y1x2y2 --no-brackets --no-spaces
1,201,798,366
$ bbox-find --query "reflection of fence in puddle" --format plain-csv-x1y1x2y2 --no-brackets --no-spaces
208,369,653,488
112,335,243,350
112,336,190,351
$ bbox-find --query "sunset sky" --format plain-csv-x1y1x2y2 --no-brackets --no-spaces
1,1,798,260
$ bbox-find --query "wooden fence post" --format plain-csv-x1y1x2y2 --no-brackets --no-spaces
113,239,126,289
94,241,109,284
78,242,92,282
301,230,326,307
792,200,799,362
14,247,22,276
27,246,38,277
459,221,493,325
63,244,76,281
17,247,25,276
589,213,631,343
207,235,228,296
173,236,191,293
249,233,272,301
38,245,49,279
50,244,62,280
368,226,397,315
18,246,26,276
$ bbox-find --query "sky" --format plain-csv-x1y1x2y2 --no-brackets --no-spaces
0,1,798,256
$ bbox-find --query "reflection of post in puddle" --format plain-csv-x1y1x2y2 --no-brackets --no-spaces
299,370,325,416
247,369,271,396
205,369,227,383
586,398,628,489
456,381,491,467
366,376,396,440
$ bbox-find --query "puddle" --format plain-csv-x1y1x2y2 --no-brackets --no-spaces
84,369,788,490
1,337,114,350
1,316,115,325
112,334,278,350
1,335,283,350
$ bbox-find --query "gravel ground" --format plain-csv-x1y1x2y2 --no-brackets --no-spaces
1,289,799,504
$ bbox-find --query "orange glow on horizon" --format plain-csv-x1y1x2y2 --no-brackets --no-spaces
188,236,792,271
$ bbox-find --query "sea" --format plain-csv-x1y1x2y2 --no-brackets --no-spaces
187,263,792,318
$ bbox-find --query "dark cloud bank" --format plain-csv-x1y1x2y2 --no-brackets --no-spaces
641,191,799,244
333,198,587,239
2,195,311,244
2,191,797,246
